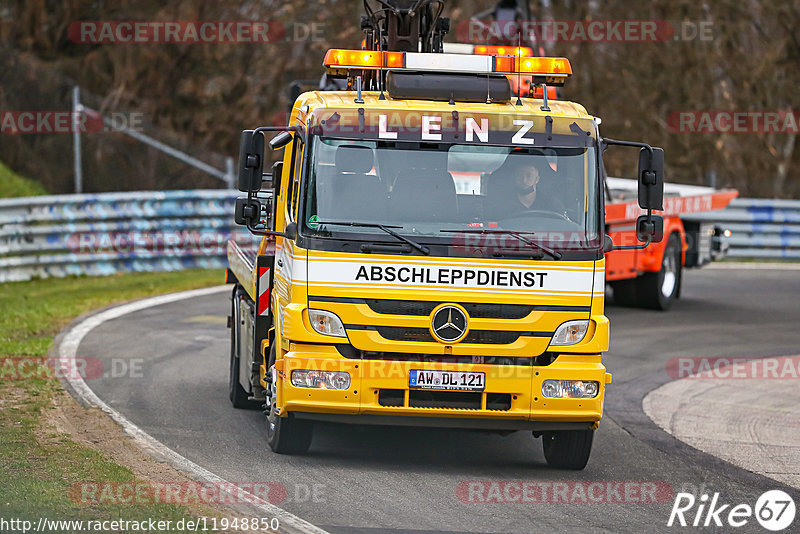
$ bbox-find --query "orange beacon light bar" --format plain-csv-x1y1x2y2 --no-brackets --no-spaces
474,45,533,57
323,49,405,69
323,49,571,80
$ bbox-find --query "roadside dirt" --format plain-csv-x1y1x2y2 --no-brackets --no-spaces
35,386,272,533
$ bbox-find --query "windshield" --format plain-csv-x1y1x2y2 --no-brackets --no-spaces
302,137,601,253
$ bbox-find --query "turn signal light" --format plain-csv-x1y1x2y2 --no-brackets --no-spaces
323,49,404,69
494,56,572,76
474,45,533,57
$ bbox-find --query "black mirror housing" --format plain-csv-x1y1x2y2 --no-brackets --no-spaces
234,197,261,226
269,131,293,151
603,234,614,253
636,214,664,243
237,130,265,192
284,221,298,240
637,147,664,210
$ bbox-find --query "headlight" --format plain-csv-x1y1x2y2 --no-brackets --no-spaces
308,309,346,337
291,370,351,390
542,380,599,399
550,320,589,346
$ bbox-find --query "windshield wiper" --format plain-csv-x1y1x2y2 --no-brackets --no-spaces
314,220,430,255
442,229,562,260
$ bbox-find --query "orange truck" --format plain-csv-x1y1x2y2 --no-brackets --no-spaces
604,178,737,309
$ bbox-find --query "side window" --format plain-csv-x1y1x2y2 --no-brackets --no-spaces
285,137,304,221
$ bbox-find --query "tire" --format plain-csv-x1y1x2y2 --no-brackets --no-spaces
610,278,638,307
265,344,313,454
541,429,594,470
634,233,682,311
229,287,260,409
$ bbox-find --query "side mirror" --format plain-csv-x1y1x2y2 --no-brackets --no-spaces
638,147,664,210
636,214,664,243
270,131,293,151
603,234,614,253
234,197,261,226
284,221,298,240
237,130,265,192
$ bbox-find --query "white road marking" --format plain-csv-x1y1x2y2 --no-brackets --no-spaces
57,284,329,534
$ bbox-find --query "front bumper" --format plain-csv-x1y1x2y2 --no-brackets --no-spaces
274,345,610,430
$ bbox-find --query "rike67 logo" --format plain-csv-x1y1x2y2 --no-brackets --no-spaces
668,490,796,531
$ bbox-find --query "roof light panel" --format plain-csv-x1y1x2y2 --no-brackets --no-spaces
404,52,493,73
322,49,571,78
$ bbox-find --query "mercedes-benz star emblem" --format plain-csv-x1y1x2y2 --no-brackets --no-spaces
431,305,468,343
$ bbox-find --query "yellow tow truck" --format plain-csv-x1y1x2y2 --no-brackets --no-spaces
226,0,665,469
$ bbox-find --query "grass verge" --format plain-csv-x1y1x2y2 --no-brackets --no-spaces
0,161,48,198
0,270,225,529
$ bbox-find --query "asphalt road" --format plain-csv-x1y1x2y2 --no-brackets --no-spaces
76,267,800,533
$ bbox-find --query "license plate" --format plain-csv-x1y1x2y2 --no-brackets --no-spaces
409,370,485,391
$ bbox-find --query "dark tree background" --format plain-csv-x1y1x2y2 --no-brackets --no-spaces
1,0,798,197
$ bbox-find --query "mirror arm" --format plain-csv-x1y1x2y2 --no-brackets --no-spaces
253,125,300,135
610,238,652,251
602,138,654,156
607,207,658,251
242,188,291,238
245,225,290,238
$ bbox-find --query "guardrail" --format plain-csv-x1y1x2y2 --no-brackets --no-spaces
1,192,797,283
0,190,258,283
688,198,800,260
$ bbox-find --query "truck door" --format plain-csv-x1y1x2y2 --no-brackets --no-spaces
274,134,305,345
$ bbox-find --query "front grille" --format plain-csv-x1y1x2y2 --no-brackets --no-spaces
377,326,436,343
376,389,513,411
308,295,590,320
378,389,404,407
365,299,534,319
375,326,535,345
463,330,520,344
486,393,512,411
409,390,482,409
366,300,438,316
335,345,559,366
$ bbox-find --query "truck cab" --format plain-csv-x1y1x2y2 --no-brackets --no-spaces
227,36,664,470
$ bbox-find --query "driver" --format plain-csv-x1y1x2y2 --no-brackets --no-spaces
487,155,565,217
512,161,542,210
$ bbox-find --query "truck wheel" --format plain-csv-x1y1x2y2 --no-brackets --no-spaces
229,288,259,409
265,344,313,454
541,429,594,470
610,279,638,307
635,233,682,311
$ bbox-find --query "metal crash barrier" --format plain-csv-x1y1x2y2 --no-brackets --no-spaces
1,192,797,282
0,190,258,283
688,198,800,260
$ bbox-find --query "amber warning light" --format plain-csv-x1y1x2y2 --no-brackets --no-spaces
323,49,571,81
